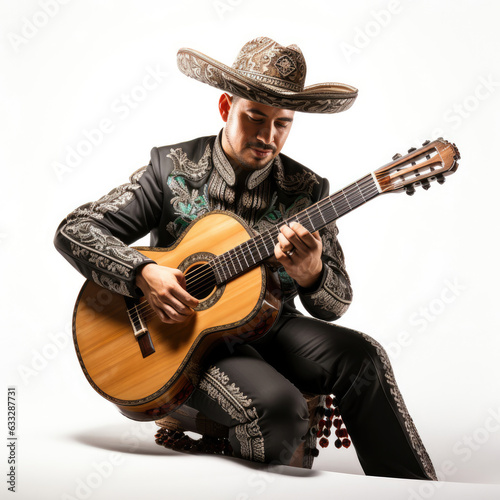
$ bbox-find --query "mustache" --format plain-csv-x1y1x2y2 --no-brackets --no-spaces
247,141,276,153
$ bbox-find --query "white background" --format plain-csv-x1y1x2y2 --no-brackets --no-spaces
1,1,500,499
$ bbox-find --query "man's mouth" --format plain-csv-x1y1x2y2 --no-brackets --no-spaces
251,147,272,158
248,143,276,159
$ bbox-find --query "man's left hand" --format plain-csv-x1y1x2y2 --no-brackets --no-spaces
274,222,323,289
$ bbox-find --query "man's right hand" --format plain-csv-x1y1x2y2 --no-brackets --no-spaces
135,263,199,324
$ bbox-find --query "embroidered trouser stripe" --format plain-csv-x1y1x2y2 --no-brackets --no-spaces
198,366,265,462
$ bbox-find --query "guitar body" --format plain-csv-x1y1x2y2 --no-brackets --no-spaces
73,212,282,421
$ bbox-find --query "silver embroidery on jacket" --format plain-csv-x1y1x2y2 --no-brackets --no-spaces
213,136,236,186
68,166,148,221
213,134,274,189
274,156,319,196
308,266,350,317
63,223,145,273
60,166,151,296
91,271,130,296
168,144,212,182
303,221,352,317
198,366,265,462
166,148,212,239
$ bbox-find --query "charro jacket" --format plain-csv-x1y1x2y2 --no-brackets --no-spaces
54,133,353,321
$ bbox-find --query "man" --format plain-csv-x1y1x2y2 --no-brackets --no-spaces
55,37,436,480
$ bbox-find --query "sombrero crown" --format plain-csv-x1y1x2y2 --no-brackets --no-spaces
177,36,358,114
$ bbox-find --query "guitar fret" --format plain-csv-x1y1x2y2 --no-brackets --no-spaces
356,181,366,202
234,249,243,275
342,189,352,210
270,231,278,255
220,253,230,281
297,211,313,232
230,249,242,276
329,198,339,218
319,208,327,225
212,261,224,284
241,243,251,268
245,241,256,265
254,235,264,261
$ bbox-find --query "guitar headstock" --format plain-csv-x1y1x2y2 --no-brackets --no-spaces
373,138,460,195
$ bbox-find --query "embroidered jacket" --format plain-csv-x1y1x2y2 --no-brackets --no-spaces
54,133,353,321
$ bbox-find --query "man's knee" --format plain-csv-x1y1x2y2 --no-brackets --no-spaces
341,331,391,397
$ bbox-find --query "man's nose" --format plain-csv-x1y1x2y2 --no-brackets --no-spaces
257,126,273,145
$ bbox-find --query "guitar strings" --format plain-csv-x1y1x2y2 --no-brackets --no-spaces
131,179,379,321
131,177,379,318
132,178,379,320
191,176,377,286
205,177,378,284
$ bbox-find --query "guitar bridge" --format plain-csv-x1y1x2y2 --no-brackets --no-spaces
124,297,155,358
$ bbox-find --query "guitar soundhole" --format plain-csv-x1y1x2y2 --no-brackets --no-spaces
179,252,224,311
185,263,217,300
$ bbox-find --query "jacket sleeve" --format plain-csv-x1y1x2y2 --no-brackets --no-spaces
53,163,163,297
297,178,353,321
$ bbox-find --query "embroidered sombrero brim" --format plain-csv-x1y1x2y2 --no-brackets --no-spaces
177,47,358,114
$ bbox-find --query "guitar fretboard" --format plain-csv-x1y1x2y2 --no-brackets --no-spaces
210,173,380,285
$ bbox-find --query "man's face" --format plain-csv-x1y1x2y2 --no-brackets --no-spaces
220,95,294,171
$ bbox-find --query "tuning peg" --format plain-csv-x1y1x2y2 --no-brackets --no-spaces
421,179,431,190
422,139,430,146
405,185,416,196
408,147,417,153
436,174,446,185
392,153,402,161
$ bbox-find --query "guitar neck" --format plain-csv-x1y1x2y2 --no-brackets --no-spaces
210,173,380,285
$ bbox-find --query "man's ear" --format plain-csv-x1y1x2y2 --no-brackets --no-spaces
218,93,232,122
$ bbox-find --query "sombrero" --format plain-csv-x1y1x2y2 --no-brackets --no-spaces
177,36,358,114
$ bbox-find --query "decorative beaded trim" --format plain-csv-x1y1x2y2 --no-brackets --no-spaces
315,395,351,450
155,428,233,456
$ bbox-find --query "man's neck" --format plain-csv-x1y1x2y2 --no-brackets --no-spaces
215,130,275,190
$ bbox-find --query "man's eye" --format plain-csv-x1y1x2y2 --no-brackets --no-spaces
249,116,262,123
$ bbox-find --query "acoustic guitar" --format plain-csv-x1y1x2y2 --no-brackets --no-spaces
73,138,460,421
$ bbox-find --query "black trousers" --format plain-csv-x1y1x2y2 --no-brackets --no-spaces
187,312,437,480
